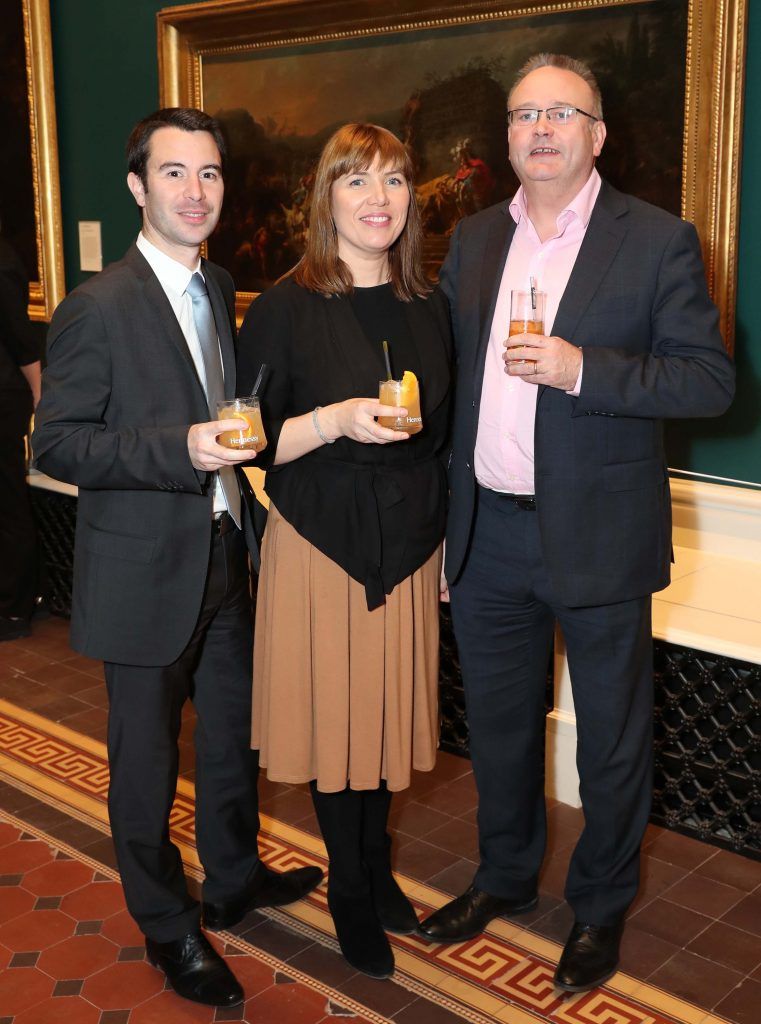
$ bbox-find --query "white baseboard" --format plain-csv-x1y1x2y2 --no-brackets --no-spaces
670,477,761,560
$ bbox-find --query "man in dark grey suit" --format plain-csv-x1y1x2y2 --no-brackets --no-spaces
418,56,734,991
32,108,321,1009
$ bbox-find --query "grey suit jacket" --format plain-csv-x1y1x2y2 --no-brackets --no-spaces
32,244,259,665
442,180,735,607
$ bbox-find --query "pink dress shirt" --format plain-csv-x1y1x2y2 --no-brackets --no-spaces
474,168,602,494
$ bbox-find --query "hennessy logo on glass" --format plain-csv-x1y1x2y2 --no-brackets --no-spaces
216,397,268,452
378,371,423,434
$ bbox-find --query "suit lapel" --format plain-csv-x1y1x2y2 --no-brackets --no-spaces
532,182,628,408
204,264,237,400
474,208,515,379
471,207,515,417
552,183,628,344
124,246,207,401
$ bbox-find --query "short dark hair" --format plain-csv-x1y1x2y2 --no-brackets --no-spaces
126,108,227,186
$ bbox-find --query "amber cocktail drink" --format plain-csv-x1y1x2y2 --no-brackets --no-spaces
378,372,423,434
216,397,267,452
508,289,546,363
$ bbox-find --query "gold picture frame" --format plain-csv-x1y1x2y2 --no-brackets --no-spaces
158,0,746,353
21,0,65,321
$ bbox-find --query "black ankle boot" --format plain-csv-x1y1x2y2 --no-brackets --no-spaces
361,786,418,935
310,783,394,979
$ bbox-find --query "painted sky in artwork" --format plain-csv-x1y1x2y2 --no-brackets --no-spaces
202,3,680,137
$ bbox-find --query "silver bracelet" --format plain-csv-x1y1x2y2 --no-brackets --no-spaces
312,406,335,444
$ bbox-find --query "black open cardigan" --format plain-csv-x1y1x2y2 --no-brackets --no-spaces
237,276,453,609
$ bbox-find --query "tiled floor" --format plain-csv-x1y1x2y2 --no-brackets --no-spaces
1,616,761,1024
0,818,379,1024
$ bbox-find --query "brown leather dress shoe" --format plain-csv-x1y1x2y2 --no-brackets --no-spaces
554,921,624,992
417,885,538,943
146,931,243,1006
203,862,324,931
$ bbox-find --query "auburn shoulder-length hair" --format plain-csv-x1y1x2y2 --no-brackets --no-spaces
292,123,431,301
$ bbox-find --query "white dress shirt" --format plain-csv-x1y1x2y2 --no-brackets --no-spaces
136,232,228,514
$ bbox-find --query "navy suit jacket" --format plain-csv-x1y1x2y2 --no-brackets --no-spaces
442,180,735,607
33,244,260,665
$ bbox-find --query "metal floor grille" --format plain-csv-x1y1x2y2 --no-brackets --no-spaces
30,487,76,618
653,641,760,858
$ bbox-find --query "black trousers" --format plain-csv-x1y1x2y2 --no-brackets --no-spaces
105,524,260,942
449,487,653,926
0,393,37,619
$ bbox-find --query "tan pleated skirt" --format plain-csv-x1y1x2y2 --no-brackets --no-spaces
252,503,441,792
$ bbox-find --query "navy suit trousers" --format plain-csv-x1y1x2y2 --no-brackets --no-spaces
449,485,654,925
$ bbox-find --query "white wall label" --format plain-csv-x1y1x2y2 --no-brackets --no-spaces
78,221,103,272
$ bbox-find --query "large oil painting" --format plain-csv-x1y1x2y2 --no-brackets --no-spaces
159,0,746,348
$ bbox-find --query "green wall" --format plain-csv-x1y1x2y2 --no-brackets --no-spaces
50,1,761,485
50,0,187,287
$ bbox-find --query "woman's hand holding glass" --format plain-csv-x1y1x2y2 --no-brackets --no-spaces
320,398,410,444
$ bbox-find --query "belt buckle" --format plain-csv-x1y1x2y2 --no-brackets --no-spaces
515,496,536,511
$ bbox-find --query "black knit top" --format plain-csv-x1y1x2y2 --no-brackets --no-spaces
237,276,452,609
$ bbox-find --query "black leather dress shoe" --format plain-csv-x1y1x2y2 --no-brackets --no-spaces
554,921,624,992
417,885,538,943
203,863,324,931
145,931,243,1006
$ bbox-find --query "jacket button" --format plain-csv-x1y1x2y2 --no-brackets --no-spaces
466,461,471,470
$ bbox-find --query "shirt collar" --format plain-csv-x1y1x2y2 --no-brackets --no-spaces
508,167,602,232
136,232,202,298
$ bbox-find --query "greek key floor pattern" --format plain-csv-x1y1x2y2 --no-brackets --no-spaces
0,696,748,1024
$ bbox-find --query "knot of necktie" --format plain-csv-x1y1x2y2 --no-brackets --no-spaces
186,272,209,301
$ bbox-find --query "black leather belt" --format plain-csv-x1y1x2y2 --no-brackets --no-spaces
480,486,536,511
502,494,536,511
211,511,236,536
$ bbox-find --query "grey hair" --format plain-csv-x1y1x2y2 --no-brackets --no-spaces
510,53,603,120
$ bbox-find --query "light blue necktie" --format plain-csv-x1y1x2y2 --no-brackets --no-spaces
186,272,241,527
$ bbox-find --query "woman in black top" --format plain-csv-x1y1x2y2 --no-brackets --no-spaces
238,124,451,978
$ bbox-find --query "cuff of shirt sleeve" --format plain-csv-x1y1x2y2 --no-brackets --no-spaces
566,350,583,397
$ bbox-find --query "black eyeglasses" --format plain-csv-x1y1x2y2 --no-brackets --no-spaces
507,105,600,126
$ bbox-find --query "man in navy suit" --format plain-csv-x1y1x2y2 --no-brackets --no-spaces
33,108,321,1008
418,55,734,991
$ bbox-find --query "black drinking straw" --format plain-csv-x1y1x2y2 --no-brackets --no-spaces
529,276,537,312
381,340,393,380
250,363,267,397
